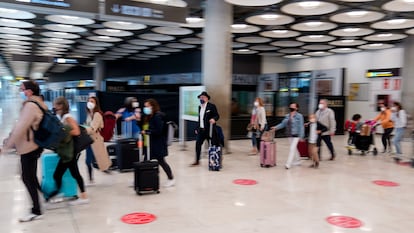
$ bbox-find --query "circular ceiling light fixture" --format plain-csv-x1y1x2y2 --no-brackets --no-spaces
382,0,414,12
225,0,283,6
231,24,260,33
0,18,34,28
103,21,147,30
46,15,95,25
0,8,36,19
246,13,294,26
371,18,414,29
329,27,374,37
281,1,339,15
330,10,385,23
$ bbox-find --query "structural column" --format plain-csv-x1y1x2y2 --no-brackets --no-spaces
94,58,105,91
202,0,233,152
402,36,414,118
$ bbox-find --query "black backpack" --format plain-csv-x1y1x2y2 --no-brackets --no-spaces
29,101,69,151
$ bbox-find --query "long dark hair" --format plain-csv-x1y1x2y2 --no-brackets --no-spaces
143,98,161,123
87,96,102,113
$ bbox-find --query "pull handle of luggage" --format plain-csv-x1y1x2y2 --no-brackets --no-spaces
209,122,214,147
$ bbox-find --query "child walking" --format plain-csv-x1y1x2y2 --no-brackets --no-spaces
307,114,327,168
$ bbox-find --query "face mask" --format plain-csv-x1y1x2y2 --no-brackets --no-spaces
318,104,324,110
380,107,386,112
132,102,139,108
87,102,95,110
391,107,397,111
289,107,296,112
254,101,259,107
20,92,27,100
143,107,152,115
200,99,205,104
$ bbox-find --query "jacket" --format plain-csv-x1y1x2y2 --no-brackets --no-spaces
391,109,407,128
275,112,305,139
315,107,336,135
374,109,394,129
4,96,46,155
198,102,220,132
146,112,168,159
253,106,267,131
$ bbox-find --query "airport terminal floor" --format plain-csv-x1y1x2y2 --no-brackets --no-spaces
1,97,414,233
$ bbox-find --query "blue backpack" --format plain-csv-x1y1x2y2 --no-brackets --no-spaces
29,101,69,151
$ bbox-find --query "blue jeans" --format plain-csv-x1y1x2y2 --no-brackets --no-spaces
392,127,405,154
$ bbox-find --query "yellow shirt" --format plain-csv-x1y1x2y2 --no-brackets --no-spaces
374,109,394,129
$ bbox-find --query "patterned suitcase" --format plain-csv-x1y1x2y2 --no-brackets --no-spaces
260,141,276,167
41,153,78,199
208,145,222,171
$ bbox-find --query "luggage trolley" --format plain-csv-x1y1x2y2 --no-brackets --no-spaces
347,120,378,156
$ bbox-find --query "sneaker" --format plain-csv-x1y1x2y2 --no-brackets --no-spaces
164,179,175,187
48,193,64,204
68,198,89,206
19,213,42,222
285,164,290,169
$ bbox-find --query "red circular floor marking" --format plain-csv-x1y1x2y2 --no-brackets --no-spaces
326,216,363,228
121,212,156,224
233,179,257,185
373,180,400,187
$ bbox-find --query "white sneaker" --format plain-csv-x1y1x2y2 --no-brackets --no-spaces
19,213,42,222
164,179,175,187
292,160,302,166
68,198,89,206
48,193,64,204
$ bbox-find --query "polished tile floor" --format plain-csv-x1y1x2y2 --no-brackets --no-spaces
1,97,414,233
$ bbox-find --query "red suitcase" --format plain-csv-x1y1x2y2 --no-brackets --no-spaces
260,141,276,167
297,140,309,158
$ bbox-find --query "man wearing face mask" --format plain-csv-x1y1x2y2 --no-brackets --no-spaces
191,91,220,166
373,103,394,153
315,99,337,160
271,103,305,169
115,97,141,139
2,80,46,222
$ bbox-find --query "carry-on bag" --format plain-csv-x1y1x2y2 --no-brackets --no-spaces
208,123,222,171
41,153,78,199
115,121,139,171
134,134,160,195
297,139,309,158
260,129,276,167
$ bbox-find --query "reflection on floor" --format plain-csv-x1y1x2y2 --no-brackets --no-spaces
1,97,414,233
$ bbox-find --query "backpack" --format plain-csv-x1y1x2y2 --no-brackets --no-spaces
29,101,69,151
100,111,117,142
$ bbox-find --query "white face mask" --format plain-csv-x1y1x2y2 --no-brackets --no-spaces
318,104,324,110
254,101,259,107
132,102,139,108
391,106,397,111
380,107,386,112
87,102,95,110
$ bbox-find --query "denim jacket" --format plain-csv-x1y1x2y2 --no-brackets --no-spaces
275,112,305,139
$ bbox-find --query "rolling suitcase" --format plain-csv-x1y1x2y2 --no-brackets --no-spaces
134,134,160,195
116,138,139,172
260,129,276,167
297,139,309,158
106,143,118,170
208,124,222,171
41,153,78,199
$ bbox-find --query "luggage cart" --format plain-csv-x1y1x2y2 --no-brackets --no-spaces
347,120,378,156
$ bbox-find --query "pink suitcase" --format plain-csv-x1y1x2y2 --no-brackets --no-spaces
260,141,276,167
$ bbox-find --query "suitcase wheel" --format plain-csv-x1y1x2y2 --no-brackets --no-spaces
373,148,378,156
348,149,352,155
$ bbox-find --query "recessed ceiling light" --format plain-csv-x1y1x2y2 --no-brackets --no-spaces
98,36,111,39
272,30,288,34
61,15,79,20
51,38,64,41
298,1,321,9
339,48,352,51
343,28,360,32
106,29,121,33
377,33,393,37
387,19,407,25
57,24,73,29
260,14,279,20
238,49,250,52
186,17,203,24
370,43,383,47
232,24,248,29
342,39,355,43
0,8,18,14
304,22,323,27
346,11,368,17
309,35,324,38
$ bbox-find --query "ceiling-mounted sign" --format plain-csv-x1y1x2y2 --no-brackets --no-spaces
366,68,401,78
105,0,187,23
1,0,99,13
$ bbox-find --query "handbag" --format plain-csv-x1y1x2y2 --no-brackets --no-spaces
246,123,257,131
73,125,94,154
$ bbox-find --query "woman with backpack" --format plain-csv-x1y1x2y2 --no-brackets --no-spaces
84,96,112,185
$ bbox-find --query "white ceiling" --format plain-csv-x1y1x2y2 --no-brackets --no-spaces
0,0,413,79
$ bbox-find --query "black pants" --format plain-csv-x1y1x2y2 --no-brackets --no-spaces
20,147,43,215
143,148,173,180
382,128,394,151
50,153,85,198
195,128,209,162
317,135,335,158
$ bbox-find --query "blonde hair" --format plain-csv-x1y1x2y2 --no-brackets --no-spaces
255,97,264,107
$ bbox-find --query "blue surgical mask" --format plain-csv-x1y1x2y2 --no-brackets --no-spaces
143,107,152,115
20,92,27,100
200,99,205,104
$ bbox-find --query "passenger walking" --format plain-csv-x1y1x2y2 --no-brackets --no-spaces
272,102,305,169
373,103,394,153
391,102,407,158
249,97,267,155
2,80,45,222
307,114,328,168
191,91,220,166
48,97,89,205
115,97,141,138
141,98,175,187
315,99,337,160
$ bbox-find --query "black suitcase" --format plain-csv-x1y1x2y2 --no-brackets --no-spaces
134,134,160,195
106,144,118,170
116,138,139,172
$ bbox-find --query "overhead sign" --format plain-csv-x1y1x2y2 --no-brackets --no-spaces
1,0,99,13
366,68,401,78
105,0,187,23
